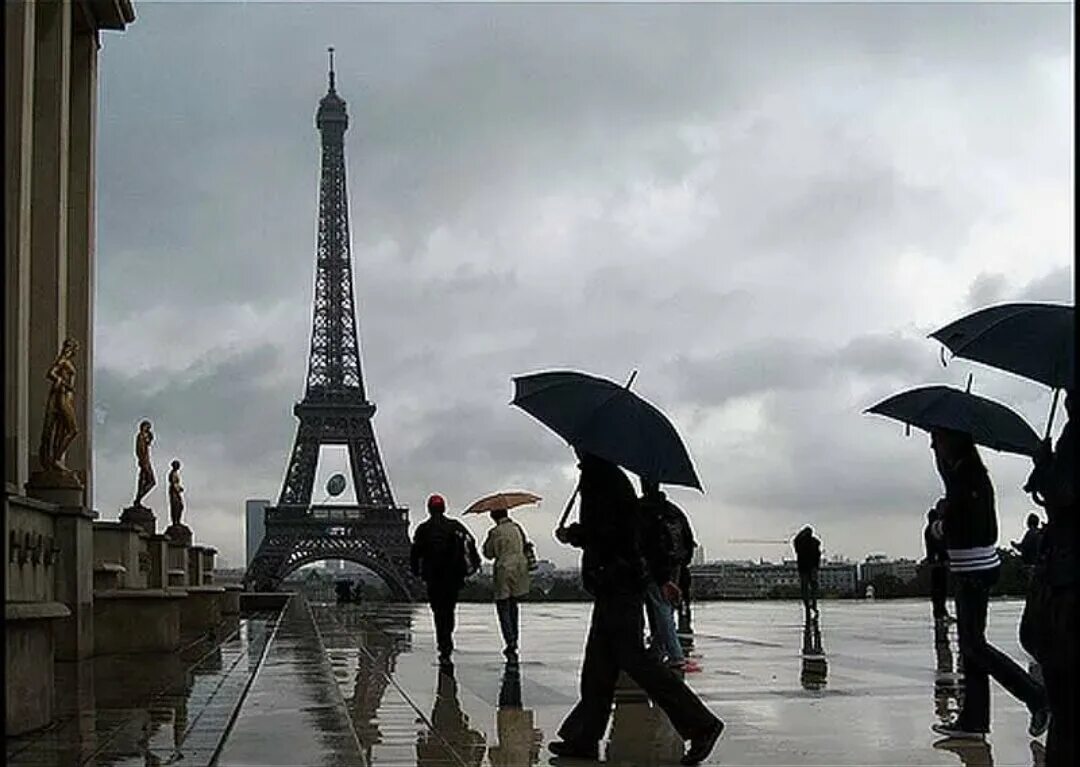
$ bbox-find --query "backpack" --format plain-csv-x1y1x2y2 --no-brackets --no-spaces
658,503,689,566
423,518,479,580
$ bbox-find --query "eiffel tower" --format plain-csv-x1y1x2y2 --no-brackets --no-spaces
245,51,419,599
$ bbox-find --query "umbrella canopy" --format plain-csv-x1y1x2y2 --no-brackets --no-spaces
463,491,542,515
930,303,1074,390
865,385,1041,457
511,370,703,490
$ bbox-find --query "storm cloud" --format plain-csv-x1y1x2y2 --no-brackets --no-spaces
93,2,1073,568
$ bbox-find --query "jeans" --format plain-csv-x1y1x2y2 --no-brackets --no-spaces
557,593,720,745
496,597,520,650
954,568,1046,732
427,582,459,659
930,565,949,619
644,581,683,663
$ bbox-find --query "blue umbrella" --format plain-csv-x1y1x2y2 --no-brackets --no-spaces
865,385,1041,457
511,370,703,490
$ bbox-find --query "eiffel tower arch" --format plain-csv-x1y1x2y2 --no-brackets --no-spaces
245,51,420,599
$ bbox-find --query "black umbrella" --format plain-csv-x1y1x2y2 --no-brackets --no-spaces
511,370,703,490
865,385,1041,457
931,302,1074,436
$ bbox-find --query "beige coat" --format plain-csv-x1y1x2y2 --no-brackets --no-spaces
482,518,531,600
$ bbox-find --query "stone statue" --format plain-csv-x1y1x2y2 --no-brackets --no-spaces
168,459,184,527
133,420,156,507
37,338,80,479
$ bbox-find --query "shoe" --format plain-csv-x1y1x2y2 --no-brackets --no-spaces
682,658,703,673
547,740,599,760
1028,706,1050,738
503,646,519,663
681,719,724,765
931,721,986,740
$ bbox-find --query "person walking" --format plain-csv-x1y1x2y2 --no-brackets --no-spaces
482,508,532,663
925,501,954,623
547,451,724,766
928,428,1049,742
793,527,821,619
640,480,699,672
410,494,480,670
1011,513,1044,569
1021,390,1076,766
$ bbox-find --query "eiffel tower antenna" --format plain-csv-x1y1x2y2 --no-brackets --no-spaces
244,57,418,598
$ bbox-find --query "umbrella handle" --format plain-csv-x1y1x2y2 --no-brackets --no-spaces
555,483,580,532
1045,388,1061,441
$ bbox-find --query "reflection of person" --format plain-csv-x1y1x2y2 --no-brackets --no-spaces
932,738,996,767
488,665,541,767
410,494,480,668
1021,390,1076,766
793,527,821,619
928,428,1049,742
800,613,827,691
133,420,156,507
606,689,685,766
38,338,80,475
549,451,723,765
168,460,184,527
933,620,961,725
416,672,486,767
482,508,531,662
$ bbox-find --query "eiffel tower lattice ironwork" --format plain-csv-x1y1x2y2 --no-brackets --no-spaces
245,51,420,599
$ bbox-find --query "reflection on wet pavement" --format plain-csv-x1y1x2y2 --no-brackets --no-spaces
5,611,277,766
7,598,1051,765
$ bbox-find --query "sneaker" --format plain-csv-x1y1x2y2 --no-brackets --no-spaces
681,719,724,765
931,721,986,740
1028,706,1050,738
547,740,599,760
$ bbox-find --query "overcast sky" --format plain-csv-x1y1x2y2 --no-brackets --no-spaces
93,2,1073,571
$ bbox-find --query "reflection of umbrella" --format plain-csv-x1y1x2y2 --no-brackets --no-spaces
511,370,702,490
866,385,1041,457
463,491,541,515
931,303,1074,390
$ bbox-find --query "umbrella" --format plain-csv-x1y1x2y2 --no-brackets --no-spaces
511,370,702,490
463,491,541,515
865,385,1041,457
931,303,1074,435
930,303,1074,390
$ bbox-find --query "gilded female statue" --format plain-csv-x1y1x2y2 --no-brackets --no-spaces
133,420,156,507
37,338,79,476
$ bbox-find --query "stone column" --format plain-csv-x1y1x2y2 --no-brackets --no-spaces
65,25,98,502
27,0,72,482
4,0,36,491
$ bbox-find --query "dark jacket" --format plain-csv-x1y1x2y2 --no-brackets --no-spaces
793,530,821,574
1016,528,1043,566
410,514,479,587
641,492,695,585
940,457,998,551
1026,417,1077,587
924,518,948,566
562,455,648,597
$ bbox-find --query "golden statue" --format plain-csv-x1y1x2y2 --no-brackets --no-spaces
133,420,156,507
37,338,80,480
168,459,184,527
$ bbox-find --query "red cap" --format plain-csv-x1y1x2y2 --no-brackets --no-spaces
427,494,446,512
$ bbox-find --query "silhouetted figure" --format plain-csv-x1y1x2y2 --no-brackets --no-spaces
928,428,1048,742
1011,513,1044,568
640,479,697,671
549,452,723,766
1021,390,1077,766
926,502,954,622
410,494,480,668
416,671,485,767
482,508,531,663
793,527,821,619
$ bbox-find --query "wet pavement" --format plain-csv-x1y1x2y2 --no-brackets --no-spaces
5,597,1047,765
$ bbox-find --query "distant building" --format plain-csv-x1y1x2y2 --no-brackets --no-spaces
690,559,858,599
860,555,919,584
245,499,271,566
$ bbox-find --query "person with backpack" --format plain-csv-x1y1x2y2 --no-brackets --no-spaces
640,480,699,672
793,527,821,620
410,494,480,670
482,508,533,663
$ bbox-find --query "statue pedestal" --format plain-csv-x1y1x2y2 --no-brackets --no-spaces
26,470,85,508
119,504,156,537
164,523,192,546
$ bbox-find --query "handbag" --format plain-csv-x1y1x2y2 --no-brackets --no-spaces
517,523,539,571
